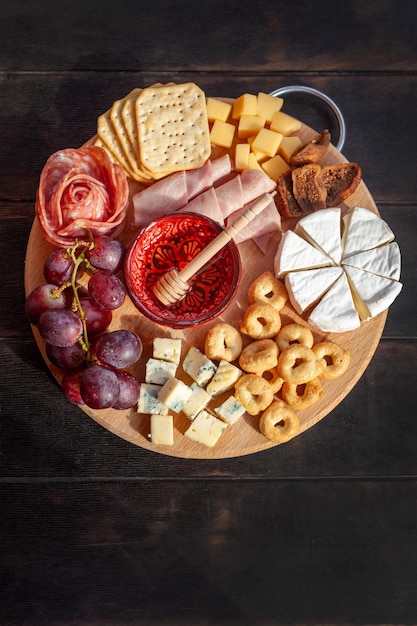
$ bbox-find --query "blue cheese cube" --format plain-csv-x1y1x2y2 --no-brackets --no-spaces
183,346,216,386
153,337,182,364
214,395,246,426
145,358,178,385
149,414,174,446
157,377,193,413
206,360,242,396
182,383,211,420
184,410,228,447
137,384,168,415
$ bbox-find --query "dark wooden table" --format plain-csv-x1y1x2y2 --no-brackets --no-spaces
1,1,417,624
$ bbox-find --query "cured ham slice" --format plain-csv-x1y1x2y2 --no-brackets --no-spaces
36,146,129,248
225,197,281,249
132,155,232,227
179,187,224,225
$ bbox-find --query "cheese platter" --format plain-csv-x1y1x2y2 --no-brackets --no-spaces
24,86,398,459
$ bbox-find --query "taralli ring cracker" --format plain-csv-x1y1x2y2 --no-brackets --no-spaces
235,374,274,416
312,341,351,380
204,322,243,362
281,377,324,410
278,344,323,384
275,323,314,352
248,270,288,311
239,339,278,374
259,400,300,444
240,302,281,339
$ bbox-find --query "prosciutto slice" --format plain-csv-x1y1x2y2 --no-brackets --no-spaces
225,197,282,251
36,146,129,247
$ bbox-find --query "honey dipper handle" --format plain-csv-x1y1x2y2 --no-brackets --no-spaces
177,192,275,284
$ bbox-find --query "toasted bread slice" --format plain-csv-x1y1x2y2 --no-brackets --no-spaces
322,162,362,206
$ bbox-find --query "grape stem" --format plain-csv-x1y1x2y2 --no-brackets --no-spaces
67,232,96,354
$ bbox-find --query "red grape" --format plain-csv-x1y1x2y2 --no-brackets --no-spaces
46,341,87,370
80,364,120,409
25,284,67,325
112,370,140,409
44,248,74,286
38,309,83,347
62,369,85,405
86,235,125,273
88,270,126,310
78,297,112,335
90,330,143,369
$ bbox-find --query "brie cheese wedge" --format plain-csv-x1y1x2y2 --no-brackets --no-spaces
344,265,403,321
342,206,394,258
308,272,361,333
285,266,343,314
274,229,332,276
295,206,342,264
342,241,401,281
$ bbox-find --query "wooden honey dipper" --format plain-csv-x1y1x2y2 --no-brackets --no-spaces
153,192,275,306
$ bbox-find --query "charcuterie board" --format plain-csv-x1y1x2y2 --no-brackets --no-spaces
24,111,386,459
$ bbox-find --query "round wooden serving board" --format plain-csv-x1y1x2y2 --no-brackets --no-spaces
25,110,386,459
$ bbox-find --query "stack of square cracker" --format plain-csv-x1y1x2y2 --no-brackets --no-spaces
95,82,211,183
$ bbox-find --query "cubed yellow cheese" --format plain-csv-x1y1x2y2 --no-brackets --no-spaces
234,143,250,171
206,97,232,123
279,135,303,162
210,119,235,148
149,414,174,446
270,110,302,136
237,114,266,139
247,152,264,171
248,135,269,162
251,128,283,157
257,92,283,123
261,154,290,181
232,93,257,119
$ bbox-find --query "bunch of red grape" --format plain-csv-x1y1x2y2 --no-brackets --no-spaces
25,234,142,410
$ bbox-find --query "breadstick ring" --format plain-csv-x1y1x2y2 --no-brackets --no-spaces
261,367,284,394
240,302,281,339
204,322,243,362
281,377,324,410
312,341,350,380
248,271,288,312
259,400,299,444
239,339,278,374
276,323,314,352
235,374,274,416
278,344,323,384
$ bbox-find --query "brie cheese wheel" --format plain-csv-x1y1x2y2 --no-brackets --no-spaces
274,206,402,332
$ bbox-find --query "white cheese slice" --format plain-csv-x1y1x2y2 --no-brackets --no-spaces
274,230,332,277
342,206,395,259
342,241,401,281
308,272,361,333
285,266,343,314
149,414,174,446
295,207,342,264
184,410,228,447
344,265,403,321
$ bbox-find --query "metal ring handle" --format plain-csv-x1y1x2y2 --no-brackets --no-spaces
269,85,346,152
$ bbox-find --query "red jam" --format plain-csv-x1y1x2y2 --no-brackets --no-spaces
125,212,241,328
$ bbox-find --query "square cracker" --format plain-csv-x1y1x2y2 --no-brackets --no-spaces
135,82,210,175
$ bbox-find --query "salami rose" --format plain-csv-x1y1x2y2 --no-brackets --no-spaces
36,146,129,247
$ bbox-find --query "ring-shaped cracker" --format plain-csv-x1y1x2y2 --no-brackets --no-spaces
204,323,243,362
240,302,281,339
312,341,350,380
259,400,299,444
235,374,274,416
248,271,288,312
281,377,324,410
278,344,323,384
276,323,314,352
239,339,278,375
261,367,284,394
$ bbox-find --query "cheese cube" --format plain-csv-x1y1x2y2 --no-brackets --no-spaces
248,135,269,162
182,384,211,420
251,128,283,157
261,154,290,181
183,346,216,386
248,153,264,171
138,384,168,415
214,395,246,426
256,92,283,123
158,377,193,413
145,358,177,385
270,110,302,136
206,360,242,397
152,337,182,364
149,414,174,446
237,114,266,139
206,97,232,122
279,135,303,162
232,93,257,119
234,143,250,171
185,410,228,447
210,119,235,148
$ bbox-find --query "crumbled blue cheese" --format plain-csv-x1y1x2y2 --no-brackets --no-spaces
157,376,193,413
184,410,228,447
206,360,243,396
137,384,168,415
153,337,182,364
214,395,246,426
183,346,216,386
149,414,174,446
145,358,178,385
182,383,211,420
